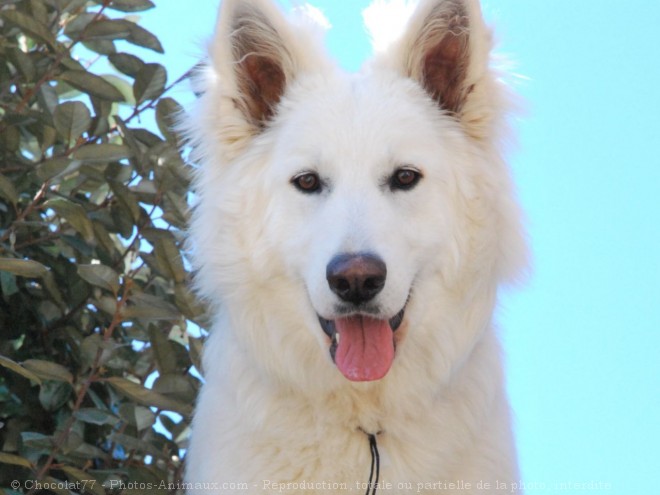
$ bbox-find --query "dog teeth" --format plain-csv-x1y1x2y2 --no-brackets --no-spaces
335,332,340,344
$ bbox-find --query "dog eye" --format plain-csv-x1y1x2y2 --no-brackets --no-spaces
292,172,322,193
389,167,422,191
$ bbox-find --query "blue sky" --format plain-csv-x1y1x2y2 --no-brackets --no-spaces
141,1,659,493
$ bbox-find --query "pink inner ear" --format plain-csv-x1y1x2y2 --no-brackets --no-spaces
240,55,286,125
422,30,470,114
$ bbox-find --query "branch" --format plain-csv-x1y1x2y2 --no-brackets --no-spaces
28,279,133,492
0,180,51,247
123,67,194,125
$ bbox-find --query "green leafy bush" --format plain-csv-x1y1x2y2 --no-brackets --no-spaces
0,1,205,493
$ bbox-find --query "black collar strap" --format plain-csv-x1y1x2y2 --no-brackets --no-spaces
365,433,380,495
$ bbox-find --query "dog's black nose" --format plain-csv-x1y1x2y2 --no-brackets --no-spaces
326,253,387,305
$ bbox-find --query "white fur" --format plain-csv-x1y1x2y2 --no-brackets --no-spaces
182,0,528,493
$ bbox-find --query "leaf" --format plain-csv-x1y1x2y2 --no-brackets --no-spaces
74,408,120,426
84,19,133,41
38,380,72,411
71,442,106,460
82,39,117,55
59,54,86,72
103,74,134,104
43,271,66,308
39,125,58,154
78,264,121,293
134,131,163,150
124,292,180,321
134,406,156,431
141,227,177,243
22,359,73,383
188,336,205,376
110,179,141,222
45,198,95,242
110,201,134,238
37,158,81,182
61,0,92,15
92,221,121,261
107,0,155,12
59,70,124,102
38,84,59,116
60,430,83,454
162,191,189,228
126,22,163,53
0,355,42,385
160,414,190,444
175,283,206,322
64,12,97,39
118,403,155,430
22,432,54,452
73,143,133,163
7,47,36,82
80,333,118,368
108,432,164,459
149,327,177,375
44,476,73,495
133,63,167,104
103,475,124,491
153,373,196,403
91,295,119,316
0,10,57,48
53,101,91,144
0,173,19,205
61,466,105,495
156,97,183,144
0,258,48,278
153,237,185,283
0,123,20,153
108,52,144,77
90,96,114,136
106,377,193,416
28,0,49,25
0,452,33,469
0,270,19,297
132,179,158,196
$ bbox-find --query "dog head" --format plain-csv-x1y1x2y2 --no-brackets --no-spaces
185,0,527,385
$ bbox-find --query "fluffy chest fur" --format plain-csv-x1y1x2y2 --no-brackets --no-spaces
188,321,517,493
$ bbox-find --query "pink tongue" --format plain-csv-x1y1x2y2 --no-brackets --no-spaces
334,315,394,382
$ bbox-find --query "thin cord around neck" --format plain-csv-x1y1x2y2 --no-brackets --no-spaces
365,433,380,495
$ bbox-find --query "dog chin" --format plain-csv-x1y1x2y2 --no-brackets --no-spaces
317,305,406,382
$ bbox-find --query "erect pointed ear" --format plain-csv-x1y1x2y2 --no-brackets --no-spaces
209,0,317,131
385,0,493,119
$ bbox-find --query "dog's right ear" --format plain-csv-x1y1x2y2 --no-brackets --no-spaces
220,0,291,127
207,0,324,139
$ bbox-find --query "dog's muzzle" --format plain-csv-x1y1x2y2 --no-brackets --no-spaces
318,252,406,382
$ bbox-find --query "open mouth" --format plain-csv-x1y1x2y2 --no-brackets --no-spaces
318,306,405,382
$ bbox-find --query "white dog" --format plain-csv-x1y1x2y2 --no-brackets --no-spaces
182,0,527,493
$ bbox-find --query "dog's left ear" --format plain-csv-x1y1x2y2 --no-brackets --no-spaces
375,0,497,137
